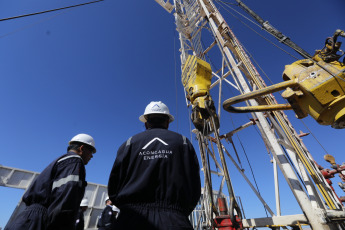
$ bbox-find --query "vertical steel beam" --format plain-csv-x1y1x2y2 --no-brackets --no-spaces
196,0,335,229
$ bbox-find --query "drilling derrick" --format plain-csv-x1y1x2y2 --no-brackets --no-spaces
156,0,345,229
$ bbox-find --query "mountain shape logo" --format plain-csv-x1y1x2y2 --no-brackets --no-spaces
151,103,162,112
142,137,168,149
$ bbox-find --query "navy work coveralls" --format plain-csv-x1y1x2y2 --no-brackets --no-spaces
5,152,87,230
108,128,201,230
75,208,85,230
97,205,115,230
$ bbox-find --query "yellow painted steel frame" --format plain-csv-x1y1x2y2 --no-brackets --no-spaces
223,80,296,112
221,54,345,210
282,59,345,129
223,58,345,129
182,55,212,108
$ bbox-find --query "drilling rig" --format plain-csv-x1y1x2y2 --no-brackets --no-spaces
156,0,345,229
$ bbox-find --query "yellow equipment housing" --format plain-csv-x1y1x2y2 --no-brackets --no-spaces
222,30,345,129
182,55,213,108
282,58,345,128
182,55,219,134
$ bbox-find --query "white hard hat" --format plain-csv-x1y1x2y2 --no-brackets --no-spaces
104,196,110,203
139,101,174,123
80,198,89,207
69,133,96,153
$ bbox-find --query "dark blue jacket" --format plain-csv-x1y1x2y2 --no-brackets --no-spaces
22,151,87,230
75,208,85,230
108,128,201,216
98,205,115,230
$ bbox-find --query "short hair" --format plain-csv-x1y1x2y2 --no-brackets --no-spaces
67,142,83,152
146,114,169,128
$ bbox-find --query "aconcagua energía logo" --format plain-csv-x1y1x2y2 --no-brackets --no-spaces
139,137,173,160
150,103,162,112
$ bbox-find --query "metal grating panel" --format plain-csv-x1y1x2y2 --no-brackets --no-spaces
1,165,222,230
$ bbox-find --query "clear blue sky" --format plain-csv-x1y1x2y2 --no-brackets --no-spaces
0,0,344,228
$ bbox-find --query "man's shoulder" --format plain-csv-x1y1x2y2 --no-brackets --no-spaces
54,153,84,167
124,129,191,148
57,153,82,162
39,153,79,171
135,129,188,140
128,130,151,142
166,129,184,137
160,129,188,141
104,205,113,211
145,128,183,136
103,205,113,215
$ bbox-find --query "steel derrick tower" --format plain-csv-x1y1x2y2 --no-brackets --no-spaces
156,0,345,229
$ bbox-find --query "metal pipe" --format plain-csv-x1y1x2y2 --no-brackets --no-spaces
222,147,275,216
273,157,281,216
223,79,297,112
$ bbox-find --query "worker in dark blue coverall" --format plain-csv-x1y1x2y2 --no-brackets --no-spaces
5,133,96,230
108,101,201,230
75,198,89,230
97,197,116,230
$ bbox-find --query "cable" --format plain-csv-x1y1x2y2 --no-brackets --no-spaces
237,136,269,217
216,0,262,28
0,0,105,22
228,115,269,216
250,115,274,162
300,120,329,155
214,0,332,171
0,0,105,39
0,10,67,39
216,1,237,6
174,29,179,133
214,0,300,60
218,0,341,84
282,147,308,193
201,36,219,71
241,45,276,85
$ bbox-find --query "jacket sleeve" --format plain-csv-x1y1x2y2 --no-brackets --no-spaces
75,209,85,230
185,138,202,214
47,157,86,230
108,140,131,206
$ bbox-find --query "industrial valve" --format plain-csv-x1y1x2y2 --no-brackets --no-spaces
317,154,345,203
223,30,345,129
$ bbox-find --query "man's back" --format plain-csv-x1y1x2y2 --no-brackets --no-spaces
23,153,86,208
5,133,96,230
97,205,115,230
109,127,201,216
108,101,201,230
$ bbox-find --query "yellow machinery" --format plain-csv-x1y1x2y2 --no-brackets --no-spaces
223,30,345,129
182,55,219,134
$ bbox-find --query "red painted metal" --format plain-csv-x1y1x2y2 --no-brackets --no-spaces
315,160,345,204
214,198,243,230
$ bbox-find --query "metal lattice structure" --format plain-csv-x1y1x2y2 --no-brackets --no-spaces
0,165,107,230
156,0,345,229
0,165,226,230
